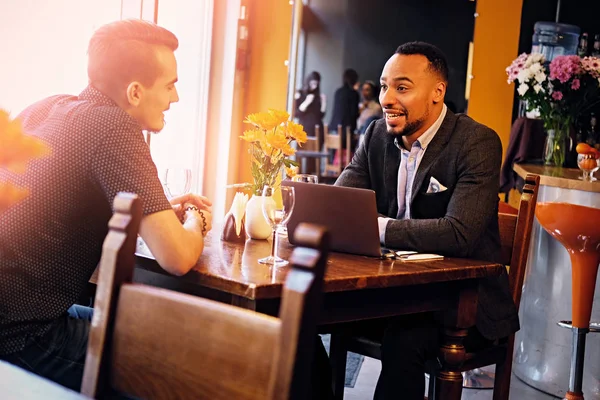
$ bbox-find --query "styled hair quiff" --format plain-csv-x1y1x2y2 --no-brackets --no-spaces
395,41,449,83
87,19,178,99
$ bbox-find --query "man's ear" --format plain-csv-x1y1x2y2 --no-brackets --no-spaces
432,81,446,104
126,82,144,107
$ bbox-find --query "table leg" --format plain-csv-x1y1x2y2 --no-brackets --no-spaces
435,327,469,399
435,281,478,400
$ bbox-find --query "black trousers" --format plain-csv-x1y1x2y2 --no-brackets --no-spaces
314,313,492,400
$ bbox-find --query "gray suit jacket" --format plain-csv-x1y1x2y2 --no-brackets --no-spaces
335,111,519,340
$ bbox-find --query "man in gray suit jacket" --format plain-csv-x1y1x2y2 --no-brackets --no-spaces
335,42,518,399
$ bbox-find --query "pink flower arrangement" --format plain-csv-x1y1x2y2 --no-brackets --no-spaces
507,53,600,166
549,55,581,83
581,56,600,79
507,54,600,128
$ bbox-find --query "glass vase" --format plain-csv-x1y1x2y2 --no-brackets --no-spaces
543,126,571,167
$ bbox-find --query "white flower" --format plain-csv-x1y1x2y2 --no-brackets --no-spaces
517,69,531,83
533,84,543,93
518,83,529,96
534,71,546,83
531,53,544,63
529,63,542,74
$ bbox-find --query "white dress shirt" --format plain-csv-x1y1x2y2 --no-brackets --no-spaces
378,104,448,244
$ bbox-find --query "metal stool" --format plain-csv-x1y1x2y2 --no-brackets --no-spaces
462,368,495,389
556,321,600,399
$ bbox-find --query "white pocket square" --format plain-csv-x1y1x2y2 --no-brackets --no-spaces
427,176,447,193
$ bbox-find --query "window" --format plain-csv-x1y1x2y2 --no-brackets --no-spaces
150,0,214,195
0,0,121,115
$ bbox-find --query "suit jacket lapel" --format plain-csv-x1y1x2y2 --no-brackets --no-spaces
384,137,400,218
410,111,457,204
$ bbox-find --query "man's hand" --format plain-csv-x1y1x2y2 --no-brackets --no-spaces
181,203,213,236
170,193,212,221
199,209,213,236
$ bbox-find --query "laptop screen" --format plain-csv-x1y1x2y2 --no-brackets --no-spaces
282,181,382,257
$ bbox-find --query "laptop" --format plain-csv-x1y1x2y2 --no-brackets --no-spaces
282,181,385,257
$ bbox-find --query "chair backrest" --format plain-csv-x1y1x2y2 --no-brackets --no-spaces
344,126,353,166
497,174,539,311
81,218,330,400
305,127,321,152
81,192,142,397
322,125,342,176
305,126,322,173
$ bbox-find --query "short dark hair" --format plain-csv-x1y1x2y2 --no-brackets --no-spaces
87,19,179,99
363,80,377,93
395,42,448,83
343,68,359,87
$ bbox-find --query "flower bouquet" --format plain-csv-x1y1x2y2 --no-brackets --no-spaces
237,109,306,239
238,109,306,194
506,53,600,166
0,109,49,212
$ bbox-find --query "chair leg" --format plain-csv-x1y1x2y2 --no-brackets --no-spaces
427,372,436,400
492,339,515,400
329,334,348,400
492,360,511,400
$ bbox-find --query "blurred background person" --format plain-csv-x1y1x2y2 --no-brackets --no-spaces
330,68,360,136
295,71,326,145
357,80,383,134
329,68,360,165
295,71,326,174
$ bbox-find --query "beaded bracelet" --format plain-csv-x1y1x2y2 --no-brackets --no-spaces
184,205,207,235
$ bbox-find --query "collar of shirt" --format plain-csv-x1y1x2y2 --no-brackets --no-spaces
394,104,447,153
79,85,120,107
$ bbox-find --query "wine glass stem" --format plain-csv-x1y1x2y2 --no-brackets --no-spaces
271,228,278,260
583,171,590,181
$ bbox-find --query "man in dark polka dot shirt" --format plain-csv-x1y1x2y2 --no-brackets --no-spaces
0,20,212,390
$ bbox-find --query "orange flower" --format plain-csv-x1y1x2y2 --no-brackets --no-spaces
285,121,308,144
281,144,295,156
265,131,289,150
240,129,263,143
267,109,290,125
0,182,28,213
239,109,305,194
285,165,299,178
0,109,50,172
244,111,280,131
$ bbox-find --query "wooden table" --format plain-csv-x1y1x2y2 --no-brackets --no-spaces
129,232,505,399
513,163,600,193
0,361,89,399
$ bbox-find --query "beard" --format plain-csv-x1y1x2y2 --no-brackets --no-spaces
386,105,430,137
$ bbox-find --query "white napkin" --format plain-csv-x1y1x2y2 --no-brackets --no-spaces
426,176,447,193
399,253,444,261
229,192,249,236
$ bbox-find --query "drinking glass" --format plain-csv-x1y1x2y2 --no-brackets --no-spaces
259,185,295,267
292,174,319,184
161,168,192,199
278,174,317,237
577,153,599,182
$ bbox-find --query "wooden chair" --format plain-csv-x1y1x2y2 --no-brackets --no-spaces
81,193,331,400
329,174,540,400
321,124,341,179
320,124,355,183
302,125,322,174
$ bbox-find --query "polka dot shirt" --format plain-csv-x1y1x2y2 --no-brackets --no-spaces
0,86,172,354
